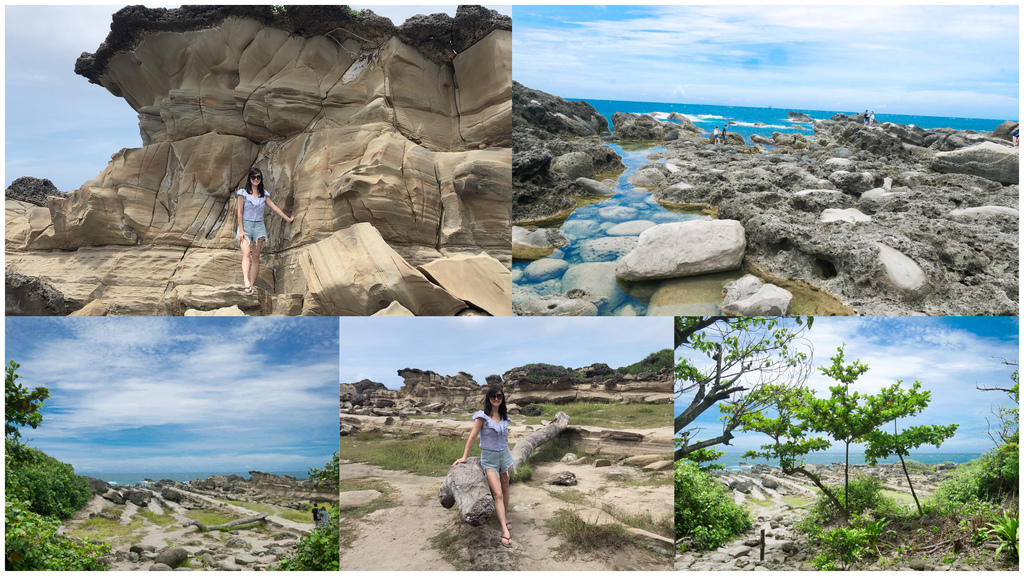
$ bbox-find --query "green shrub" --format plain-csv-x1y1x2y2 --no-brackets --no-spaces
6,448,90,519
618,349,673,376
812,526,867,570
5,497,109,570
278,504,339,571
934,445,1020,509
800,475,896,527
674,461,752,550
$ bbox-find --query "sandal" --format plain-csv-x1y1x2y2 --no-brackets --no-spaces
244,285,254,295
500,535,512,548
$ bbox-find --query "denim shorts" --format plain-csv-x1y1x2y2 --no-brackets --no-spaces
242,219,267,243
480,448,514,474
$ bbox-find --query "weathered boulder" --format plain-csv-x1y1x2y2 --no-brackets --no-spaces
516,294,598,316
299,223,468,316
6,271,66,316
153,548,188,569
615,220,745,281
721,275,792,316
787,111,813,122
5,177,65,207
417,253,513,316
931,141,1019,184
512,226,568,260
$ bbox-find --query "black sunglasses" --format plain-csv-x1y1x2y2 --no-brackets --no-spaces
490,394,503,400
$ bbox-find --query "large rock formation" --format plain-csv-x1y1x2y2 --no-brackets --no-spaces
646,114,1019,315
7,5,512,316
512,82,625,224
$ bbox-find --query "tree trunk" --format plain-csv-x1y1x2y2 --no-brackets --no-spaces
183,512,268,532
439,411,569,525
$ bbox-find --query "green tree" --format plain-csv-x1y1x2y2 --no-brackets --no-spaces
675,460,752,550
978,362,1019,446
674,316,813,460
278,453,340,570
5,361,49,460
862,383,958,516
6,447,92,519
741,347,952,522
308,451,339,488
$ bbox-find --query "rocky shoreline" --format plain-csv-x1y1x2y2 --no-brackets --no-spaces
69,471,334,571
511,84,1018,316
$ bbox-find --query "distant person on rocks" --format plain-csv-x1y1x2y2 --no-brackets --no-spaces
1013,127,1019,147
864,110,870,126
869,111,876,127
721,124,729,143
312,504,320,526
320,506,330,527
453,385,514,548
712,126,720,144
236,167,294,295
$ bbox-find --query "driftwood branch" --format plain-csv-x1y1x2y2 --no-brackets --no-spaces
439,412,570,525
183,512,268,532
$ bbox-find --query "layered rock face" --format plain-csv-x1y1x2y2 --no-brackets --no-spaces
502,363,673,404
7,5,512,316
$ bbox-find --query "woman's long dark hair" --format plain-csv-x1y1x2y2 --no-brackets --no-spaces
483,384,508,421
244,167,266,197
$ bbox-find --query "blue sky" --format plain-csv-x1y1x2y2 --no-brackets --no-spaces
676,317,1020,456
340,316,671,391
513,5,1019,120
5,317,339,474
4,5,508,192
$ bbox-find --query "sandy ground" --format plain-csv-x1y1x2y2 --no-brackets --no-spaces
340,460,673,571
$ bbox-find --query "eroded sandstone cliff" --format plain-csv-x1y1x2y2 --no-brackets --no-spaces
6,5,512,316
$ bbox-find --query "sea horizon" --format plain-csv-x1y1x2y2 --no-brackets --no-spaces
568,97,1007,138
86,470,311,487
706,452,983,473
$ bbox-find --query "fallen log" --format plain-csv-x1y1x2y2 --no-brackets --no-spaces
439,411,569,525
183,512,268,532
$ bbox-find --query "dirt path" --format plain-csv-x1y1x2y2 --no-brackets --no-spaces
341,460,673,571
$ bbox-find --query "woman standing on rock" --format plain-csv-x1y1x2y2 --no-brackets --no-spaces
236,167,294,295
452,385,514,548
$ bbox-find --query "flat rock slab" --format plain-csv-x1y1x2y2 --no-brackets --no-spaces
339,489,383,511
517,294,597,316
616,220,745,281
417,253,513,316
579,236,638,262
931,141,1019,184
821,208,871,223
874,242,927,294
512,226,568,260
522,258,569,283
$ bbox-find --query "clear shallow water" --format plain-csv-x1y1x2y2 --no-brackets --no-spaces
90,470,308,487
714,452,983,473
515,99,996,315
514,144,705,315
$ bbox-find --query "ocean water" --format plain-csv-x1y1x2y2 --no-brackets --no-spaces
92,470,309,487
580,99,1004,144
712,452,982,473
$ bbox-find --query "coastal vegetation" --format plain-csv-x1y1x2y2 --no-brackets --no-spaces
5,360,110,570
674,326,1020,570
278,452,340,571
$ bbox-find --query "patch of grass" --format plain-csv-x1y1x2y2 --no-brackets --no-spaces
429,516,471,570
279,509,313,524
219,499,274,515
781,494,813,507
547,488,591,507
135,509,176,526
66,516,145,545
545,508,641,557
340,433,473,476
510,461,532,484
744,497,773,510
602,505,673,540
338,479,400,522
519,402,669,429
184,509,239,528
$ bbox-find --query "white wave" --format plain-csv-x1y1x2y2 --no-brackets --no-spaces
729,121,790,130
